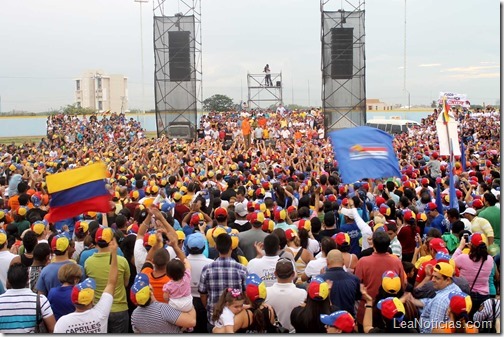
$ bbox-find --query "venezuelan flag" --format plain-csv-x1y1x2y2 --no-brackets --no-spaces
46,162,111,222
442,96,450,124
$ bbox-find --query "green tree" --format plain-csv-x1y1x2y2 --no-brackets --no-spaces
61,104,96,115
203,94,234,112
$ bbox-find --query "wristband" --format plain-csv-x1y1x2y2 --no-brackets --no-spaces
365,305,373,308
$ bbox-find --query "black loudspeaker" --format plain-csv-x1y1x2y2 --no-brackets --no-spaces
169,31,191,81
276,81,281,87
330,28,353,80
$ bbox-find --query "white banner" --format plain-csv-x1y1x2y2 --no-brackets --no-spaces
436,112,461,156
438,92,471,108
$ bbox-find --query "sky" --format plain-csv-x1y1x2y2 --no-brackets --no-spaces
0,0,500,113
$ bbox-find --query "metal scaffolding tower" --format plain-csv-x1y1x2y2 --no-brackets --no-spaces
247,72,283,109
153,0,202,136
320,0,366,131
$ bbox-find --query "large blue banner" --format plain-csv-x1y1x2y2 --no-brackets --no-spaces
328,126,401,184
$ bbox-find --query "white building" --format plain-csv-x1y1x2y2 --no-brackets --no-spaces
75,70,128,113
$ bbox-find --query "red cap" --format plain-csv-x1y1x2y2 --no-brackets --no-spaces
375,196,386,207
432,152,439,159
341,198,349,206
470,233,485,247
472,199,484,209
214,207,228,219
421,178,429,186
429,238,448,253
425,202,437,212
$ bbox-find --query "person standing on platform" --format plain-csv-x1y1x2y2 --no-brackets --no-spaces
263,64,272,86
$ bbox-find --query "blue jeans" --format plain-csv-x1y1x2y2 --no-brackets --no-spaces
108,310,129,333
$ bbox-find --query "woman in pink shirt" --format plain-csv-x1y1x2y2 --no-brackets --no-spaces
452,233,494,318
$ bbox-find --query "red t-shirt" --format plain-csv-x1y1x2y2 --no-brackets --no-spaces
397,225,420,254
354,252,405,324
416,258,438,283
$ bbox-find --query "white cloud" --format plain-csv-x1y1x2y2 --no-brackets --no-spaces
418,63,441,67
441,65,499,73
445,72,500,79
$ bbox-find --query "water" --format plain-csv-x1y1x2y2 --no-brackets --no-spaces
0,110,433,137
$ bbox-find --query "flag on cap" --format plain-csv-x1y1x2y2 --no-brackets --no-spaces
71,278,96,306
328,127,401,184
320,311,355,333
46,162,111,223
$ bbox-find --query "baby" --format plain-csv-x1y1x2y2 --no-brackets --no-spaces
163,258,193,329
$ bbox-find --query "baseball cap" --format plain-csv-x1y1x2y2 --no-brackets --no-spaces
472,199,484,209
274,209,287,221
51,234,69,253
379,204,391,217
434,262,454,278
215,207,228,219
448,291,472,316
84,211,97,218
403,209,416,223
375,196,386,207
143,231,157,248
341,198,349,206
176,231,186,241
245,273,267,303
0,229,6,245
17,206,28,217
320,311,355,333
382,271,401,294
333,232,350,247
297,219,311,231
429,238,448,253
250,212,265,225
130,273,151,306
377,297,405,321
469,233,486,247
95,227,114,244
461,208,477,216
186,232,206,250
425,202,438,212
307,276,330,301
275,258,294,279
190,212,205,226
74,221,89,235
71,278,96,306
127,223,139,235
234,203,248,217
285,229,298,241
435,251,451,263
172,192,182,201
262,219,275,232
31,194,41,207
416,213,427,223
31,221,46,236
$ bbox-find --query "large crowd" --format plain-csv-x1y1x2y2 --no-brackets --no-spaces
0,104,500,333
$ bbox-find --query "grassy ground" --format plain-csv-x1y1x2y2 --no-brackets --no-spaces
0,132,158,145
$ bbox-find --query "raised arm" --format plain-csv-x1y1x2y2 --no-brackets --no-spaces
104,238,119,295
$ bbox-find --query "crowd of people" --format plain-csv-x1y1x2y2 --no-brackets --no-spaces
0,104,500,333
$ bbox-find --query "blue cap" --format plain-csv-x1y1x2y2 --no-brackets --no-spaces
186,232,206,250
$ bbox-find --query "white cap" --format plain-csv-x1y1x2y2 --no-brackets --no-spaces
461,208,477,216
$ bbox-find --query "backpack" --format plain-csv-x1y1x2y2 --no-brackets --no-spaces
442,233,459,253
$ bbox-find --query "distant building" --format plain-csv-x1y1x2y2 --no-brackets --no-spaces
366,99,390,111
75,70,128,113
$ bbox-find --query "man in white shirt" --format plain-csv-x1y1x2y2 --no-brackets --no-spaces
265,258,307,332
301,237,336,282
186,233,213,333
247,235,287,287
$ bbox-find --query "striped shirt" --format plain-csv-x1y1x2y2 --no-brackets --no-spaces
473,298,500,330
0,288,53,333
131,301,182,333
